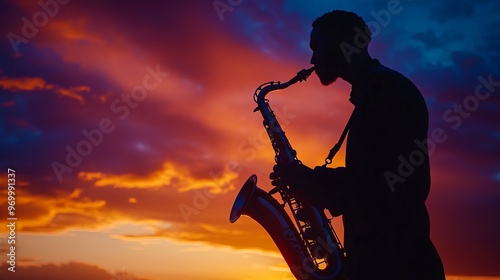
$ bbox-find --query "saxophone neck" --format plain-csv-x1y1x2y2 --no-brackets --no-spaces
255,67,315,102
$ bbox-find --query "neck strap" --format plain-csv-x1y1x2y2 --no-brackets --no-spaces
323,107,358,167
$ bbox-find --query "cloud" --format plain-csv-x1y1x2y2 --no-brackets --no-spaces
78,161,238,193
411,29,466,51
0,186,109,232
0,76,90,102
0,262,149,280
115,221,280,254
0,77,51,91
429,1,476,22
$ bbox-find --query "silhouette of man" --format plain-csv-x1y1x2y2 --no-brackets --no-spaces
271,10,445,280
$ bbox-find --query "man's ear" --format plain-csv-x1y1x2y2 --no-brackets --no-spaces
338,41,361,64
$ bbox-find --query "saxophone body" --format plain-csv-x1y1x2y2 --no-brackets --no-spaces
230,68,347,280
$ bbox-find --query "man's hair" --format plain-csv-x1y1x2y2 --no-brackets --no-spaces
312,10,371,49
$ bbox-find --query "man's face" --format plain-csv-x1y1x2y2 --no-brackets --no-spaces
309,27,345,85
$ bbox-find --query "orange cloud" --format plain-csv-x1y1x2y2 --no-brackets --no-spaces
0,77,51,91
106,219,282,260
48,19,106,45
0,76,89,102
57,85,90,103
78,162,238,194
0,178,281,256
0,188,108,233
0,169,263,254
0,262,149,280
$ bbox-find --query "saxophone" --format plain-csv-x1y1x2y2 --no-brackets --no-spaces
229,68,347,280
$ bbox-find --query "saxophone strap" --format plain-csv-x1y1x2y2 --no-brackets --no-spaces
323,107,358,167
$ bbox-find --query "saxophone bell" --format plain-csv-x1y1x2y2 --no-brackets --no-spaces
230,174,314,279
229,175,257,224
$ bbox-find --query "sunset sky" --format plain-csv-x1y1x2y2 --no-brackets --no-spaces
0,0,499,279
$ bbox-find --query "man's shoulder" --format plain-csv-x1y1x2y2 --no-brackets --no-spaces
366,60,422,102
371,60,418,90
369,60,406,83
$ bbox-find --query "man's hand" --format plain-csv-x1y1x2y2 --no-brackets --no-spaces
269,162,316,193
270,164,351,216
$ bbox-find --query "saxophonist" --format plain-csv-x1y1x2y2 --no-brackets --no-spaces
270,10,445,280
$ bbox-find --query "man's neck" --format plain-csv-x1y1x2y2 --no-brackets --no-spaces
341,52,374,85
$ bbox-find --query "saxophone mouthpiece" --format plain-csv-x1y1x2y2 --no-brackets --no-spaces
296,66,315,82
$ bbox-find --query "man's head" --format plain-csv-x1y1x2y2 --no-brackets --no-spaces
310,10,372,85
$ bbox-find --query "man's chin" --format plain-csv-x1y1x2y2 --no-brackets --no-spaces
319,75,337,86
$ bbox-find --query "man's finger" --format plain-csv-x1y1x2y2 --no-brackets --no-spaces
273,164,282,172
